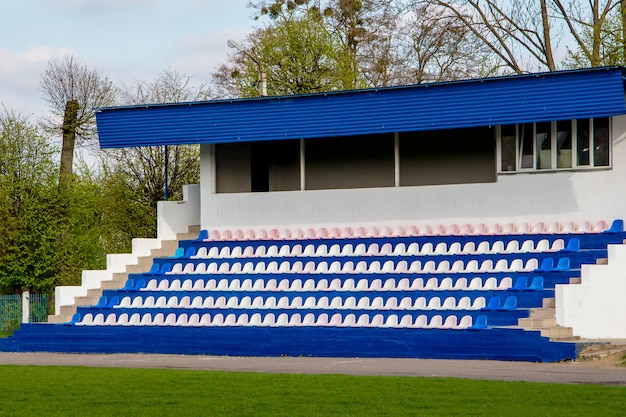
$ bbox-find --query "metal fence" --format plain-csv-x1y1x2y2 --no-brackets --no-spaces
0,294,48,332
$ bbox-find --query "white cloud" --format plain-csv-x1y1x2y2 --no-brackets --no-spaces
0,46,75,116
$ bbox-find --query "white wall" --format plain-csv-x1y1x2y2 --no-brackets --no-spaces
556,244,626,338
199,115,626,231
157,184,201,240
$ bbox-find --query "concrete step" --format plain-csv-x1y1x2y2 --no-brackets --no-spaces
543,298,555,308
541,326,575,339
47,314,73,324
518,316,556,328
569,277,581,284
529,307,555,319
596,258,608,265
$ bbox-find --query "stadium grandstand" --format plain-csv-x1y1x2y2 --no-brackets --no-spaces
2,66,626,362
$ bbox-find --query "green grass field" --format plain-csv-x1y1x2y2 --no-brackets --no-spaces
0,365,624,417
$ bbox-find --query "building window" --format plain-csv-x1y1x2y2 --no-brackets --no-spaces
498,118,610,173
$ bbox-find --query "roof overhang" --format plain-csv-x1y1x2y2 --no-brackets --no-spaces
96,67,626,148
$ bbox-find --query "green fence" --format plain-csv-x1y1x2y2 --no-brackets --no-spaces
0,294,48,332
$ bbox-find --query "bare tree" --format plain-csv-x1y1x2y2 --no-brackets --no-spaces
40,54,116,187
102,69,206,216
426,0,558,74
552,0,620,67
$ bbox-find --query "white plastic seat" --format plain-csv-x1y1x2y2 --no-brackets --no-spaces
396,278,410,291
368,314,384,327
426,297,441,310
328,244,342,256
302,313,316,326
356,297,370,309
329,261,342,273
277,296,290,308
288,313,302,326
383,314,399,328
343,296,356,309
382,278,396,291
410,278,424,290
315,313,329,326
277,279,291,291
303,296,317,309
235,313,249,326
203,296,215,308
248,313,262,326
290,297,303,309
384,297,398,309
340,244,354,256
393,243,407,255
442,315,458,329
438,277,453,291
369,297,384,310
316,296,329,309
329,313,343,326
356,314,370,327
355,278,369,291
199,313,212,326
275,313,289,327
452,277,467,290
164,313,177,326
472,297,487,309
455,297,472,310
442,297,456,309
398,314,413,328
261,313,275,326
406,242,419,255
426,315,443,329
340,278,355,291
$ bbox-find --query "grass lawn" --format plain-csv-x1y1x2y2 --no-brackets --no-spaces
0,366,624,417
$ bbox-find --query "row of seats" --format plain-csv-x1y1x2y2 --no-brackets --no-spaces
199,220,619,241
162,257,568,276
76,311,487,329
139,276,535,292
188,238,576,259
114,294,507,311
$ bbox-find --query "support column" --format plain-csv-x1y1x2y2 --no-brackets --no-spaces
22,291,30,324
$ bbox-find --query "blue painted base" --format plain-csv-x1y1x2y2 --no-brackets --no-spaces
0,324,576,363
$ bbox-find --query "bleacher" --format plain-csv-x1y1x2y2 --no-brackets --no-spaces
2,219,624,362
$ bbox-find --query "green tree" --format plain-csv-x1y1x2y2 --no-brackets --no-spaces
214,1,363,97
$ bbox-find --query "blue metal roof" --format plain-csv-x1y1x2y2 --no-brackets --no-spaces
96,67,626,148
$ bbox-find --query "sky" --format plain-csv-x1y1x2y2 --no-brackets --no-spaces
0,0,256,118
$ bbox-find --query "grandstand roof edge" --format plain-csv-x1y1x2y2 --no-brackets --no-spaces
96,66,626,149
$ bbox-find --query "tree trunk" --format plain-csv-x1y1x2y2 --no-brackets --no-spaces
59,99,79,189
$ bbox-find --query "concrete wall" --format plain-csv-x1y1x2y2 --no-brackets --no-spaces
199,115,626,230
556,244,626,338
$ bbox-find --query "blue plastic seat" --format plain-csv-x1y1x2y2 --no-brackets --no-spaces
606,219,624,233
95,296,108,308
147,263,161,275
195,229,209,241
512,277,528,291
529,276,544,290
562,238,580,252
170,247,185,258
500,296,517,310
68,313,82,325
554,257,570,272
536,258,554,272
484,296,501,311
133,278,146,290
185,246,197,257
106,296,120,308
123,279,135,291
470,315,488,329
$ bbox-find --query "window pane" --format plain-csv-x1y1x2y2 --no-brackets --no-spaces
593,117,609,167
500,125,516,171
577,119,590,166
519,123,534,169
536,122,551,169
556,120,572,168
